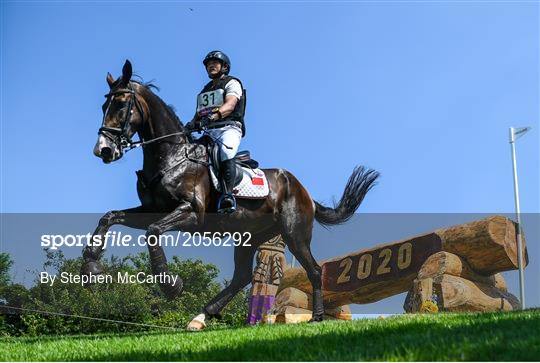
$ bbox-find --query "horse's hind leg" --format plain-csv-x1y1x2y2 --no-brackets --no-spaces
282,230,324,321
276,169,323,321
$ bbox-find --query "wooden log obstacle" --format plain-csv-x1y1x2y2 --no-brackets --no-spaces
249,216,528,323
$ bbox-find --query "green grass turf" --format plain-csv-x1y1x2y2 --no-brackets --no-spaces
1,308,539,361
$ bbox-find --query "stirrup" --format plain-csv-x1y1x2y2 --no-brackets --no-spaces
217,193,237,214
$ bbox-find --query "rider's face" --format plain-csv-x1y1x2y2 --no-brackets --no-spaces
206,59,223,78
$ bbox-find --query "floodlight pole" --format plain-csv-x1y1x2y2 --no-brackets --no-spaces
509,126,530,310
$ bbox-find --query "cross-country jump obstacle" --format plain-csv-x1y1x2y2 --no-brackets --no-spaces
248,216,527,324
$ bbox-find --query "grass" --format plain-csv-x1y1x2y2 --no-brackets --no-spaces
1,308,539,361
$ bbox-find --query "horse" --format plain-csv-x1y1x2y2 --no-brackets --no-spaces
82,60,379,330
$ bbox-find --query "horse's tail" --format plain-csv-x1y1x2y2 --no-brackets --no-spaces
314,166,379,227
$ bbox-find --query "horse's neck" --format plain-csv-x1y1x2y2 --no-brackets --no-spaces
138,87,187,174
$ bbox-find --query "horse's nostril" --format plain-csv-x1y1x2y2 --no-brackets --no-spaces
101,147,112,158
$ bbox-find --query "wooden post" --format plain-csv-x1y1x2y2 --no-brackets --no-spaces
247,235,287,324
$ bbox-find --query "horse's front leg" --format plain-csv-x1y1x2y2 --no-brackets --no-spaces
144,202,200,299
81,206,158,275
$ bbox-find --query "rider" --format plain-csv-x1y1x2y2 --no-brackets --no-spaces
186,50,246,214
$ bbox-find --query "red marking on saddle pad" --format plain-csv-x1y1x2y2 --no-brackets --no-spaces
251,177,264,186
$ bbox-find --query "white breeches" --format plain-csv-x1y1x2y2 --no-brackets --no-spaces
206,125,242,161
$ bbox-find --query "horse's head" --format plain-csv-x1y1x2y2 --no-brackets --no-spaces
94,60,147,163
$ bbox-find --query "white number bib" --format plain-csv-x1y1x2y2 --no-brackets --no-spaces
197,89,224,112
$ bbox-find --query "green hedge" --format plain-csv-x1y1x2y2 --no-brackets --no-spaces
0,251,248,336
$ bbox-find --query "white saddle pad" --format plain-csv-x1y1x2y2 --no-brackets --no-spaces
210,166,269,199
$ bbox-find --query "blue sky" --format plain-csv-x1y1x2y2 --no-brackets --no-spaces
1,1,538,213
1,2,539,311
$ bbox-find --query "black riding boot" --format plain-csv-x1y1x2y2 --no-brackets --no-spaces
217,158,237,214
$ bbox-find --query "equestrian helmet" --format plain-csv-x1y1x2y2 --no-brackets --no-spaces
203,50,231,75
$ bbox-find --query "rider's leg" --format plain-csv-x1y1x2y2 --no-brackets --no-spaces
215,125,242,159
213,126,242,213
218,158,237,212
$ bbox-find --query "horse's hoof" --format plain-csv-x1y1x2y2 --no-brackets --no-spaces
81,261,103,277
186,314,206,332
161,275,183,300
309,315,324,323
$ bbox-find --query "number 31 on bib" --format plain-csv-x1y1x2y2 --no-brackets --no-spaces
197,89,224,114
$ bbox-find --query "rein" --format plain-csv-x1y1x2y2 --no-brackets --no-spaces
124,131,187,152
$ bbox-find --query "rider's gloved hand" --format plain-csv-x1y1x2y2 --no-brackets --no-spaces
208,108,222,122
185,120,198,131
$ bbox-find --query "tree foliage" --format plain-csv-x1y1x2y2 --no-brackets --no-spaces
0,251,248,336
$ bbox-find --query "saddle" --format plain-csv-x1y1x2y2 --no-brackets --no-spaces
195,137,269,199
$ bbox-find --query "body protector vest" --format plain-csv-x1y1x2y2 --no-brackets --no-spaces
197,75,247,137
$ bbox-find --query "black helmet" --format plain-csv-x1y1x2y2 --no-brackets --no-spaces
203,50,231,75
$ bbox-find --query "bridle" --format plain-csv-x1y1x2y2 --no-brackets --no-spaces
98,82,186,153
99,83,144,151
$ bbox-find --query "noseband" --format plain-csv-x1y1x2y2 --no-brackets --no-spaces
99,83,146,151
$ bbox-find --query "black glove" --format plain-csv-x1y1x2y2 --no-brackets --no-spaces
185,120,198,132
208,112,221,122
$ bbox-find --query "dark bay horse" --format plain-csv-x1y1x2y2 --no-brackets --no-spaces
83,60,379,330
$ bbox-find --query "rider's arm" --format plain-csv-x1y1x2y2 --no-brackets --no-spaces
214,79,242,119
216,95,239,119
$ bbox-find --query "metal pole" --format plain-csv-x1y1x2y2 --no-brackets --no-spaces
509,127,526,309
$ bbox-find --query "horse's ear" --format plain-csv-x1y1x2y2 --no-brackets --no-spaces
121,59,132,86
106,72,115,88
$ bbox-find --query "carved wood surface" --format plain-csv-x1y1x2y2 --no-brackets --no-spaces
274,287,310,310
278,216,527,309
417,251,508,289
252,235,287,287
248,236,287,324
404,274,519,312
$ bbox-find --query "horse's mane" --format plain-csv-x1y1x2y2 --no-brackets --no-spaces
129,76,185,128
109,74,183,125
